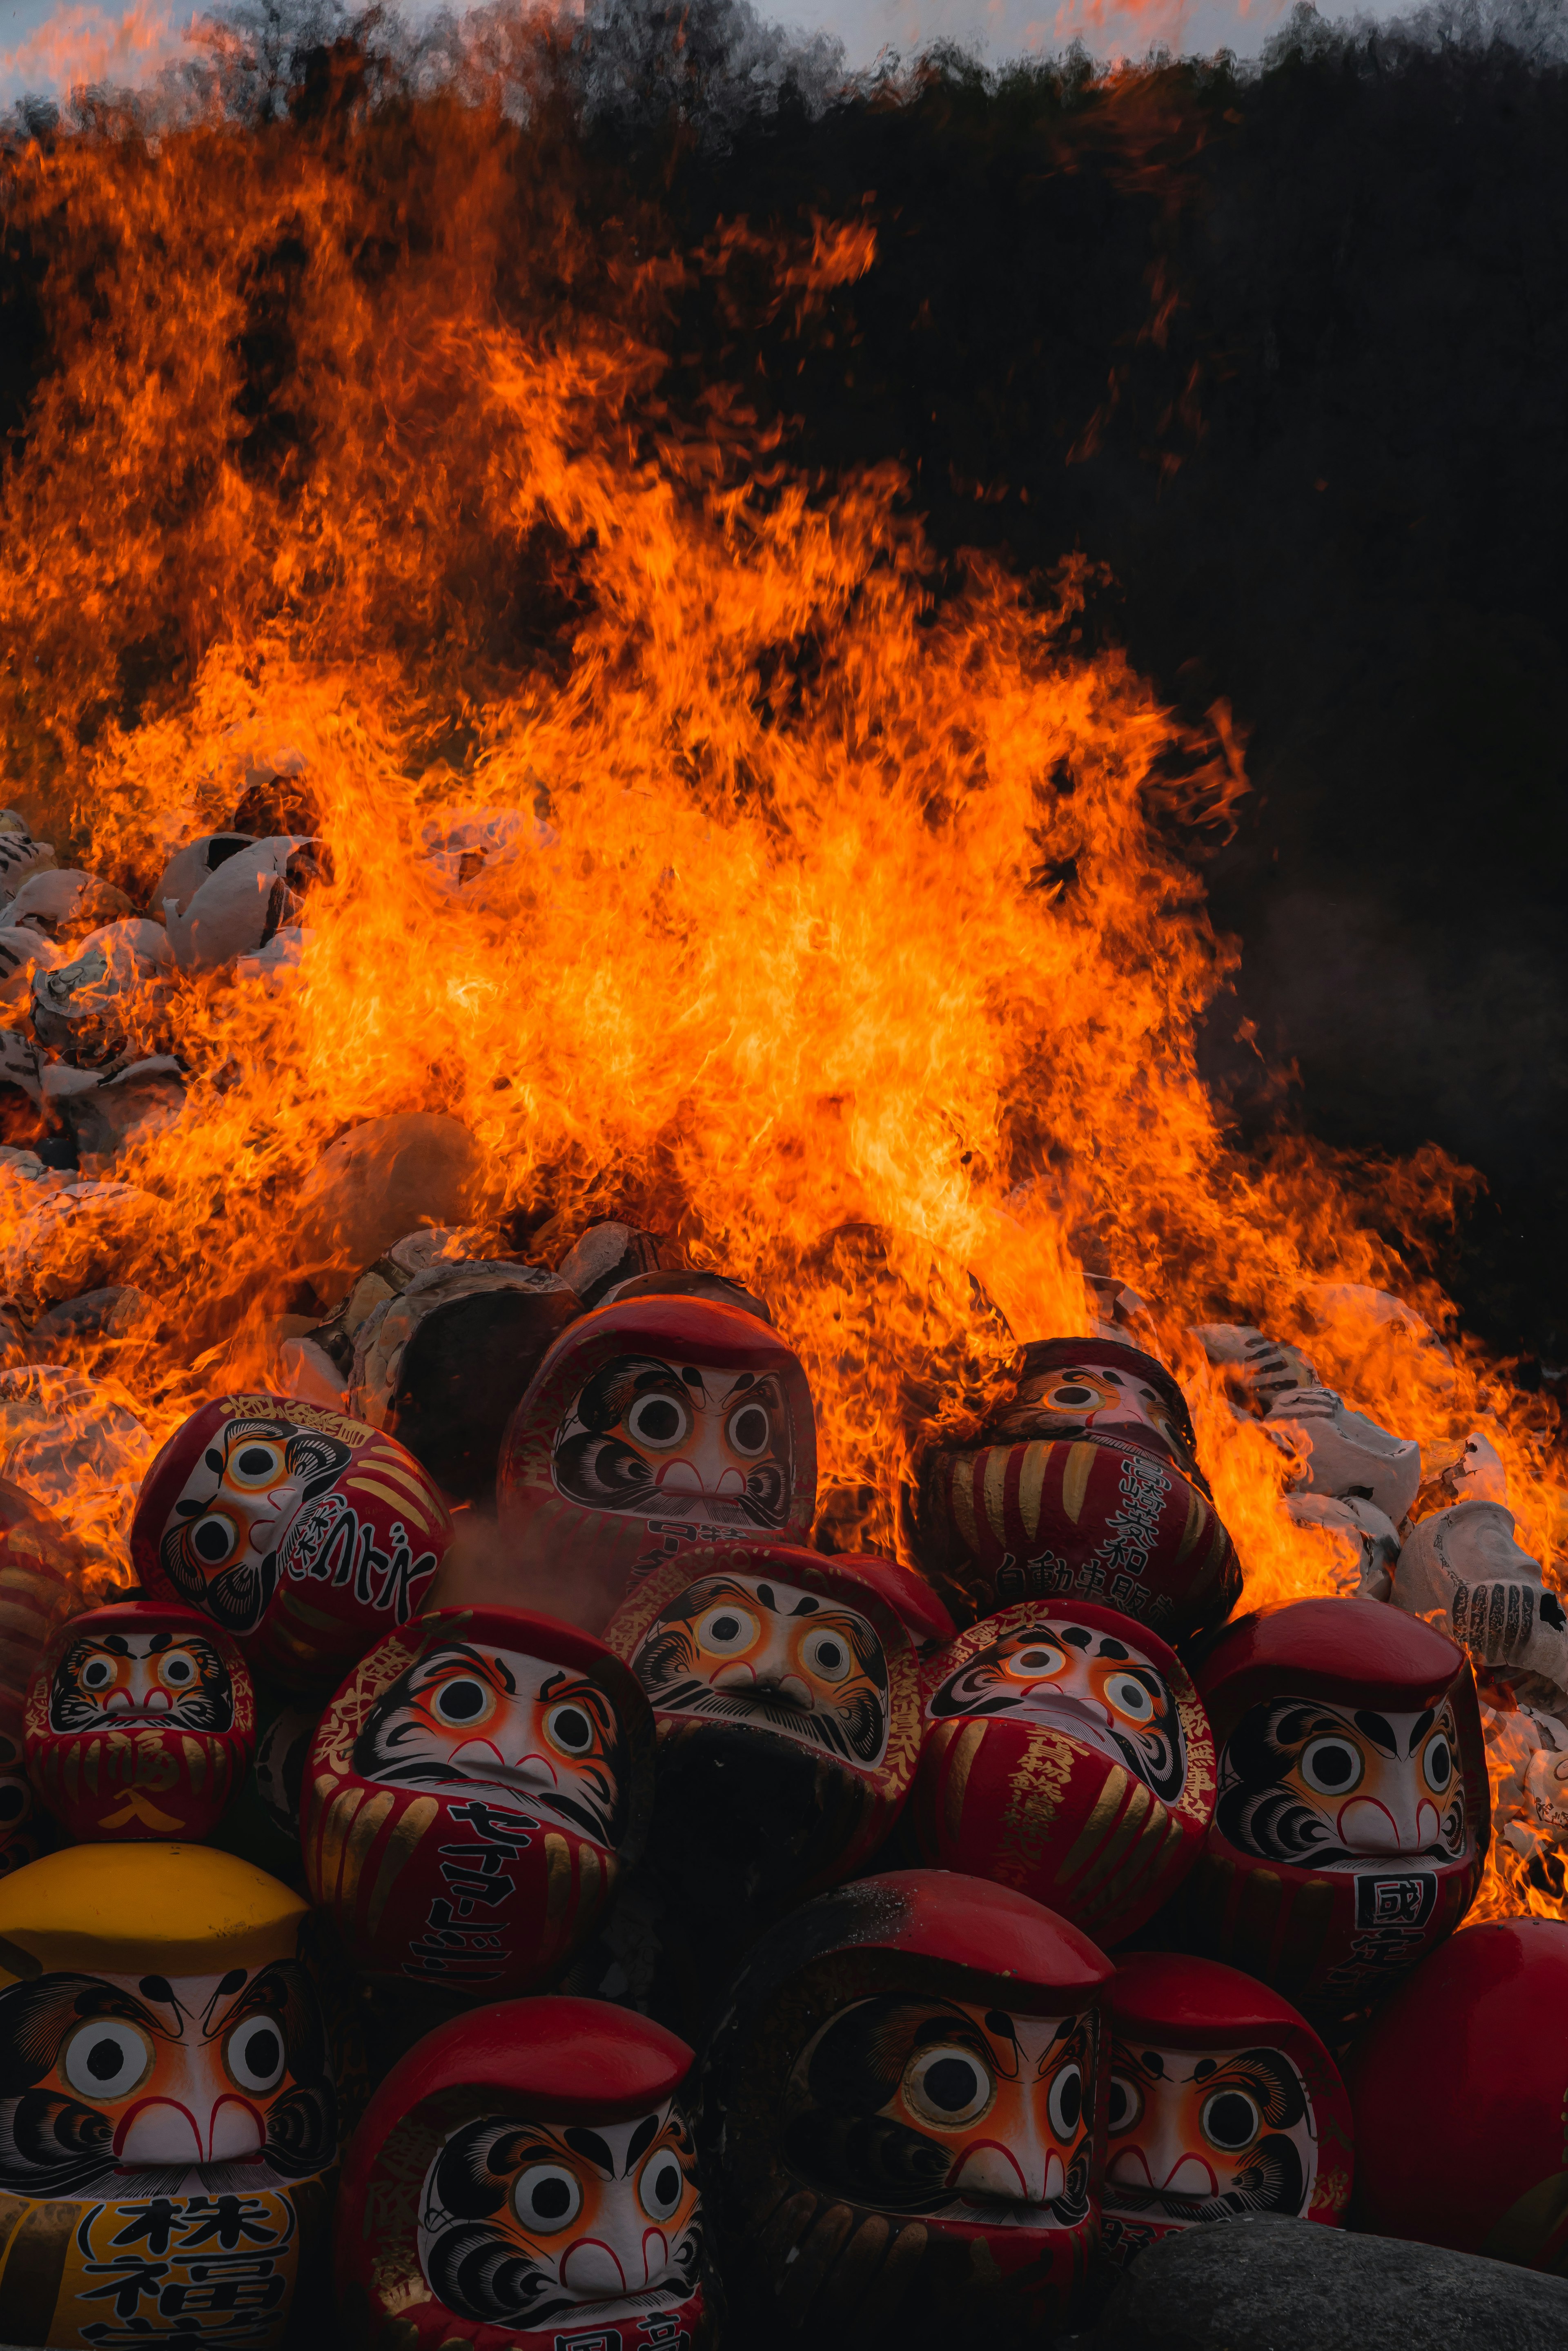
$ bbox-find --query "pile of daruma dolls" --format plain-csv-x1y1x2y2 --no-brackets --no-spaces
0,1269,1562,2351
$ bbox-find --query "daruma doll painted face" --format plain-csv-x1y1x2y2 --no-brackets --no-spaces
335,1994,717,2351
914,1339,1241,1645
495,1297,818,1629
1180,1597,1488,2011
604,1543,920,1921
26,1600,255,1842
303,1606,654,1997
912,1600,1215,1945
132,1395,454,1690
0,1842,338,2350
698,1869,1113,2349
1099,1950,1352,2271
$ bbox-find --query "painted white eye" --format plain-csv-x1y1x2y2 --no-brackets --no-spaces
1423,1733,1454,1794
801,1628,853,1685
64,2019,152,2100
696,1607,758,1657
225,2014,286,2093
904,2045,992,2127
513,2163,583,2232
1104,1673,1156,1725
626,1392,691,1451
190,1512,241,1567
725,1401,772,1458
1200,2088,1261,2152
227,1442,285,1489
1300,1735,1363,1796
544,1702,596,1756
1047,2062,1085,2141
1106,2073,1143,2134
430,1676,491,1727
638,2148,687,2221
80,1653,117,1691
1004,1642,1065,1680
160,1651,197,1688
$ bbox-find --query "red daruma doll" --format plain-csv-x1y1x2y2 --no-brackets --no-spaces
335,1995,718,2349
25,1598,255,1841
1179,1597,1488,2011
132,1394,455,1690
1099,1951,1353,2271
698,1869,1112,2350
912,1600,1215,1945
303,1605,654,1998
495,1296,818,1629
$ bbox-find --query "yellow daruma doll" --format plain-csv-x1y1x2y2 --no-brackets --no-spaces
0,1844,338,2349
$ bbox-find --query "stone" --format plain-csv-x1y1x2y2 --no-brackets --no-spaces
1089,2211,1568,2350
290,1116,491,1292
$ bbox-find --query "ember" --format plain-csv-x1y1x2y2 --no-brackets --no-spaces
0,18,1564,2349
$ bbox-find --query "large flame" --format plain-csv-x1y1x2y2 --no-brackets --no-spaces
0,76,1561,1918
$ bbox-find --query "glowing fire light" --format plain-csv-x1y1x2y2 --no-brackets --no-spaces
0,87,1561,1921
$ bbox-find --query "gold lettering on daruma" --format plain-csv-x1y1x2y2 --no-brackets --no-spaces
996,1731,1076,1887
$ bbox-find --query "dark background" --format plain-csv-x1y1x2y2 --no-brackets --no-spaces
5,0,1566,1373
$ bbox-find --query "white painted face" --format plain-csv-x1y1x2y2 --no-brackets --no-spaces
49,1626,234,1734
351,1641,624,1847
418,2099,704,2325
553,1353,791,1529
1103,2042,1317,2227
632,1571,890,1768
0,1962,334,2195
997,1359,1193,1467
1216,1696,1468,1871
927,1617,1187,1802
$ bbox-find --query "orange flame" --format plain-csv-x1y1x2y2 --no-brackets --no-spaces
0,80,1561,1920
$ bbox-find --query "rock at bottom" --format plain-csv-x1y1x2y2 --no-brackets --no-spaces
1090,2215,1568,2351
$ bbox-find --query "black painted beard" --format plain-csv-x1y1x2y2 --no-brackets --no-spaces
554,1431,786,1526
50,1653,232,1736
1107,2132,1306,2225
158,1533,277,1634
0,2080,334,2197
354,1727,616,1844
643,1674,883,1765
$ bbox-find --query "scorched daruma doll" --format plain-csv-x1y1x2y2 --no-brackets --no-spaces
1178,1596,1488,2010
699,1868,1112,2350
0,1842,338,2349
912,1600,1215,1944
495,1297,817,1628
304,1605,654,1997
913,1338,1241,1645
132,1394,454,1689
1099,1950,1352,2270
25,1598,254,1842
335,1995,718,2350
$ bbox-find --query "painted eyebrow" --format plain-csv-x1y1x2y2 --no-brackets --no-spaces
412,1644,513,1694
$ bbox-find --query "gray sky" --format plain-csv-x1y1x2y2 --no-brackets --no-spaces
2,0,1406,112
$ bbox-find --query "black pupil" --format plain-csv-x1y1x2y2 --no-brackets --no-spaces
924,2057,979,2113
1312,1743,1357,1788
193,1521,231,1562
711,1616,741,1642
1019,1651,1053,1670
1107,2082,1130,2128
1207,2093,1256,2148
653,2161,680,2207
1055,2069,1083,2130
167,1659,191,1681
87,2036,127,2081
244,2028,281,2079
439,1680,486,1721
634,1399,681,1442
237,1448,274,1476
1056,1385,1094,1404
732,1408,768,1448
553,1709,590,1751
0,1783,23,1822
85,1662,111,1685
814,1642,843,1672
532,2175,572,2220
1430,1741,1451,1785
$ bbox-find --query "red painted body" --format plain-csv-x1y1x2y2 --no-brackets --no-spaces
1349,1917,1568,2269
